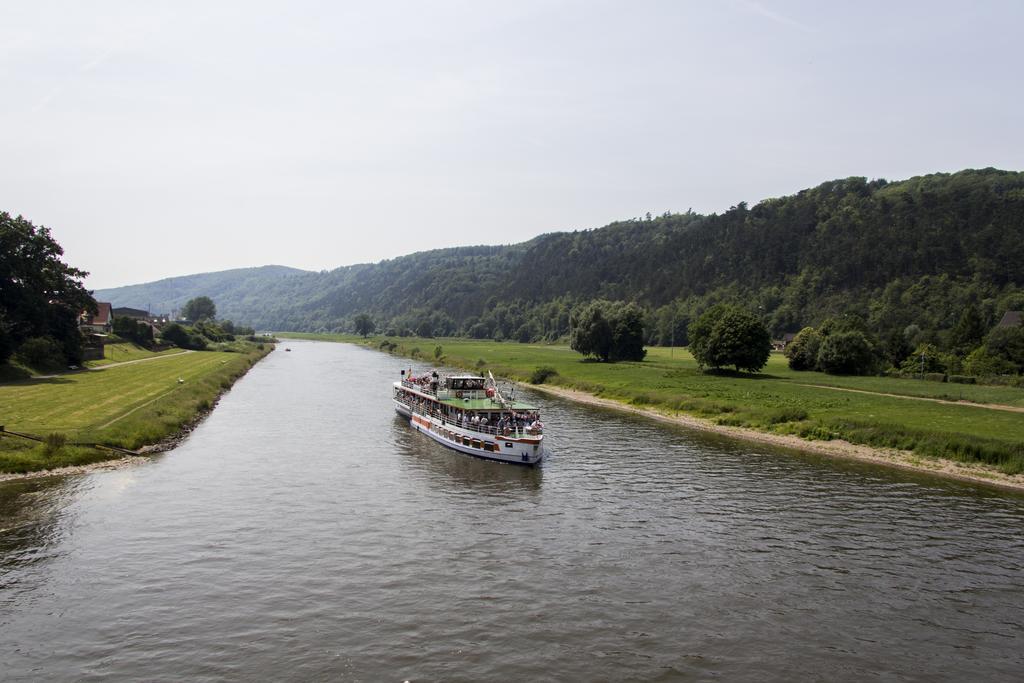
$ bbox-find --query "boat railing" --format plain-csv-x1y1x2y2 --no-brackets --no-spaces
394,393,542,437
401,379,493,402
401,378,437,396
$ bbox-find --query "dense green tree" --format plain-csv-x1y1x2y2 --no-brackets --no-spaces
984,324,1024,373
467,321,491,339
949,304,987,355
182,296,216,321
0,212,95,365
570,301,613,361
353,313,375,337
113,316,154,345
817,331,876,375
160,323,207,350
0,312,13,365
689,304,771,372
784,327,821,371
414,318,434,338
882,328,914,368
609,303,647,361
570,300,646,362
15,336,65,369
514,322,537,343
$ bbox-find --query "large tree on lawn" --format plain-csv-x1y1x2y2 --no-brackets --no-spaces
0,212,95,364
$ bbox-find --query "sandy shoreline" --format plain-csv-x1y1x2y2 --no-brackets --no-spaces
529,383,1024,493
0,453,155,484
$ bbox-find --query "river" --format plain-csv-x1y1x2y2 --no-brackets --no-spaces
2,340,1023,681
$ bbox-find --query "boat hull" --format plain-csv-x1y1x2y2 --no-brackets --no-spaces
395,401,544,466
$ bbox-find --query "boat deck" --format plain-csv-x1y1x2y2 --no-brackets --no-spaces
437,396,537,411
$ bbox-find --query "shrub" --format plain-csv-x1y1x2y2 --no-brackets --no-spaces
766,407,809,425
475,358,487,369
161,323,208,350
948,374,977,384
43,432,67,456
899,343,946,375
984,325,1024,373
15,336,65,369
434,345,443,359
923,372,947,383
529,366,559,384
113,316,154,345
409,347,421,358
964,347,1016,377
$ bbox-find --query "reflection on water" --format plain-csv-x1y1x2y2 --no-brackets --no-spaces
0,477,86,585
1,339,1023,681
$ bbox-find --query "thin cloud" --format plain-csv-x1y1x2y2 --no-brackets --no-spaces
28,42,120,113
79,44,119,72
738,1,816,33
30,84,63,113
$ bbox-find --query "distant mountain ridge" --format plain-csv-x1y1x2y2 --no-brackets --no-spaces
94,265,311,321
95,169,1024,343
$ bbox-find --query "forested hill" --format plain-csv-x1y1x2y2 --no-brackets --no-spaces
94,265,311,321
97,168,1024,344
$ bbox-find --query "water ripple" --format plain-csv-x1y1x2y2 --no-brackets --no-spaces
2,340,1023,681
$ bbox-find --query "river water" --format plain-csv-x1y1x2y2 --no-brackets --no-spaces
2,340,1023,681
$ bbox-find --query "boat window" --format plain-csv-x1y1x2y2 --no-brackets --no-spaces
484,442,495,452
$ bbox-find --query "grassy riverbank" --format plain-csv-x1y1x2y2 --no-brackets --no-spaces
84,342,185,367
285,333,1024,476
0,342,273,475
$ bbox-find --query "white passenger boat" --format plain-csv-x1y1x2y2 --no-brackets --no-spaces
393,370,545,465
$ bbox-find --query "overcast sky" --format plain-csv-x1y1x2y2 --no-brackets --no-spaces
2,1,1022,289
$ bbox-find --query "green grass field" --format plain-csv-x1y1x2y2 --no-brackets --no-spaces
0,343,272,474
85,342,184,367
286,333,1024,473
